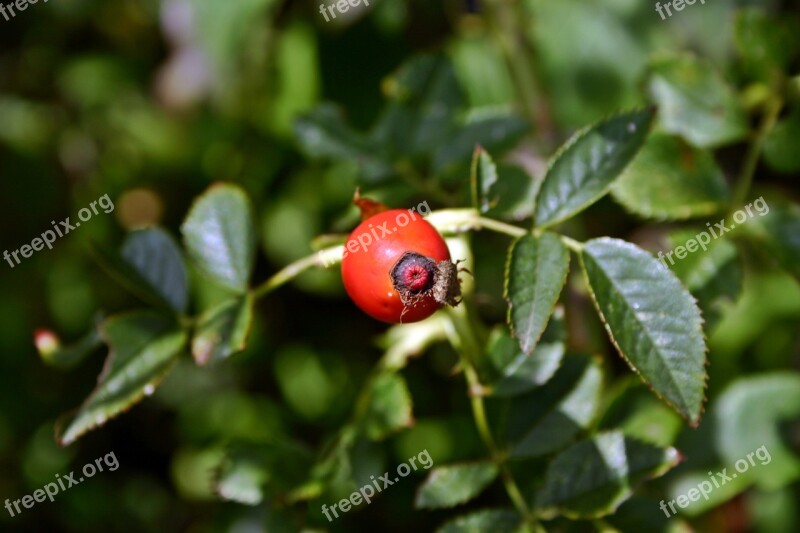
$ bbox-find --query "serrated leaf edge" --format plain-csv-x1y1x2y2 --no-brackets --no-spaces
503,232,571,355
534,107,656,228
579,238,709,427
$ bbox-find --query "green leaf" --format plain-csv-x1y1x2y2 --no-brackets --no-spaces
58,311,187,445
485,164,539,222
710,270,800,359
648,55,749,148
215,448,270,505
295,103,373,159
599,379,684,448
450,33,516,108
191,0,277,77
378,315,449,371
269,22,320,138
764,109,800,174
535,431,681,519
215,441,314,505
505,232,570,354
666,469,750,518
296,105,392,182
581,238,708,426
121,228,189,312
714,373,800,489
361,373,414,440
192,294,254,366
375,54,463,157
90,241,179,311
746,203,800,281
487,326,565,397
415,461,499,509
181,184,256,293
605,495,692,532
663,375,800,517
733,8,800,82
610,133,729,220
434,112,528,173
437,509,524,533
505,356,603,458
470,146,499,214
666,231,742,330
534,108,655,227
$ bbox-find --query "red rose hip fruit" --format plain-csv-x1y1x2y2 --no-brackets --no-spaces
341,208,461,323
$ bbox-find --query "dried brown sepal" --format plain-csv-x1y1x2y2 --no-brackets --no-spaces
432,260,463,306
353,187,389,221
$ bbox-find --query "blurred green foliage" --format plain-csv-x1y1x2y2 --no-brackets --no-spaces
0,0,798,532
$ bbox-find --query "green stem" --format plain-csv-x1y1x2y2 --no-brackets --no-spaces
559,234,584,253
445,307,539,528
731,96,783,207
252,245,344,299
466,365,536,526
250,211,525,301
250,211,583,303
475,215,584,254
476,216,528,238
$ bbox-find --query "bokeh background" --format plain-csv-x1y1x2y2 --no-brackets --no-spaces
0,0,798,531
